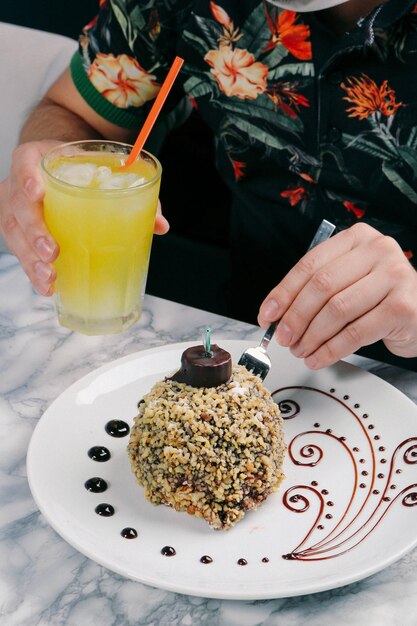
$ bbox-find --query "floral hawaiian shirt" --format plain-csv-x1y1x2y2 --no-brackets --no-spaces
71,0,417,323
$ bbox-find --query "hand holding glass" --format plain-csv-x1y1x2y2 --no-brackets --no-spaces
42,140,162,335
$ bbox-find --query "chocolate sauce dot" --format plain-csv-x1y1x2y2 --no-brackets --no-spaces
362,414,368,419
380,459,387,464
105,419,130,438
237,558,248,566
317,525,324,530
161,546,176,557
353,447,359,452
378,473,385,479
283,553,297,560
361,471,368,476
200,555,213,564
88,446,111,462
121,527,138,539
368,424,375,430
359,459,366,464
390,484,397,490
354,403,360,408
326,428,332,434
95,503,114,517
321,489,329,495
314,423,320,428
262,557,270,563
379,446,386,452
374,435,381,440
327,501,334,506
279,401,299,416
325,514,333,519
330,388,335,393
373,490,380,495
343,395,349,400
339,436,346,442
311,481,319,486
396,469,402,474
383,496,391,502
84,477,108,493
360,483,366,489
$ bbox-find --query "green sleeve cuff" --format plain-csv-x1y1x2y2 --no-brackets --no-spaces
70,52,142,130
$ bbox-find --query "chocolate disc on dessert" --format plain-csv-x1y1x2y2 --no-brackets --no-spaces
170,344,232,388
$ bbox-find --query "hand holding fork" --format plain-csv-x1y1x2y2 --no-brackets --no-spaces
238,219,336,380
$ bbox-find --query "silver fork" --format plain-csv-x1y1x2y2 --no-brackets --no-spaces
238,219,336,380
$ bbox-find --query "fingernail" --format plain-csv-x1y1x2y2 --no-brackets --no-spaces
34,261,52,281
36,283,54,297
155,215,170,235
276,322,292,345
291,342,305,358
35,237,55,261
24,178,42,200
305,354,318,369
262,298,279,321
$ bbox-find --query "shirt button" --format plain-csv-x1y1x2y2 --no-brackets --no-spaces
328,127,342,143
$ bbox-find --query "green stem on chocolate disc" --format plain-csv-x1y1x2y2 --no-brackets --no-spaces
203,326,213,357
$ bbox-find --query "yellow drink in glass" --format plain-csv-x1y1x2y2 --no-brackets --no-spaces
42,140,162,335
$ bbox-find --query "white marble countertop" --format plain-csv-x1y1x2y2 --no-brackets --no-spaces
1,253,417,626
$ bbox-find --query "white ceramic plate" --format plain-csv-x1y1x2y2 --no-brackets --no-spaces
27,340,417,599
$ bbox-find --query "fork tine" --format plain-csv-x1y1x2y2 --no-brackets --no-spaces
238,353,258,373
238,348,271,380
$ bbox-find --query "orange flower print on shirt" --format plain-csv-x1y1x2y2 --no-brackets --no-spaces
264,7,312,60
83,0,107,32
341,74,403,121
298,172,316,184
205,47,268,99
88,53,160,109
281,186,307,206
210,2,242,47
210,1,232,27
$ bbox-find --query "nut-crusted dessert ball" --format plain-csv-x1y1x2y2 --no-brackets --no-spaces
128,365,286,530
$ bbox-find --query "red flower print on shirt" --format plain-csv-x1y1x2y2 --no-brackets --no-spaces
266,82,309,118
344,201,366,219
264,6,312,60
281,186,307,206
232,159,246,180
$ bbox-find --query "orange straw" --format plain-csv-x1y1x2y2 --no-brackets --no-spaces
124,56,184,167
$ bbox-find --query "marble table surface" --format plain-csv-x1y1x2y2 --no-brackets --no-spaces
1,253,417,626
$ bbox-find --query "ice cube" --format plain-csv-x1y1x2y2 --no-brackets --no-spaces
98,173,144,189
94,166,112,183
52,162,97,187
128,176,146,187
